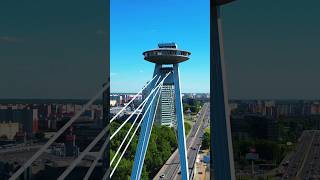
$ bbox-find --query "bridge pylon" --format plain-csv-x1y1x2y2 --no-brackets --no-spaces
210,0,237,180
131,43,191,180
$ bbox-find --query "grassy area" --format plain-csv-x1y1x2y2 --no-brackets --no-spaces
184,114,196,123
184,122,191,136
184,114,196,137
205,127,210,133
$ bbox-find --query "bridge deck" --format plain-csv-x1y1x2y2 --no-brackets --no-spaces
154,103,210,180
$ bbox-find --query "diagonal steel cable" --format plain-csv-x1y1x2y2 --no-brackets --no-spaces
9,82,110,180
58,75,164,180
110,75,159,123
83,99,147,180
110,76,163,140
107,83,163,179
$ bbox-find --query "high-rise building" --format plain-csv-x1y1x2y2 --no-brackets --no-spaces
132,42,191,179
155,84,176,127
110,94,123,106
22,108,39,136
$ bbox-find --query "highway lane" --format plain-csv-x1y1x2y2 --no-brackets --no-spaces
281,130,320,180
281,131,313,179
175,106,210,180
298,131,320,179
153,103,210,180
0,144,43,154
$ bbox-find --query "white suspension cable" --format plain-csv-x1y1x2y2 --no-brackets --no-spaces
84,75,166,180
107,83,163,179
57,122,111,179
58,73,170,180
58,75,164,180
83,100,147,180
110,97,148,140
9,82,109,180
82,137,109,180
136,80,164,175
110,79,164,140
110,86,156,166
110,75,159,123
107,73,170,178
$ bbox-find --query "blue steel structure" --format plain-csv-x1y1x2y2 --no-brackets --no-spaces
8,4,242,176
131,43,191,180
211,0,236,180
131,68,161,179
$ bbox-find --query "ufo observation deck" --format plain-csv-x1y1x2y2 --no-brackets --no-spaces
143,43,191,64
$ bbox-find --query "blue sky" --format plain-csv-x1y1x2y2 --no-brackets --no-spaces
111,0,320,99
110,0,210,93
1,0,320,99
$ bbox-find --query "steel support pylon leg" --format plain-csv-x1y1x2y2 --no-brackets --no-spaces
210,4,236,180
173,64,189,180
131,64,189,180
131,65,161,180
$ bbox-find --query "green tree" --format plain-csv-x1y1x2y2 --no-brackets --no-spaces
201,131,210,150
183,103,191,112
110,122,177,179
184,122,191,136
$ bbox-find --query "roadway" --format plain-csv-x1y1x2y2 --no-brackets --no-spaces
154,103,210,180
0,144,43,154
281,130,320,180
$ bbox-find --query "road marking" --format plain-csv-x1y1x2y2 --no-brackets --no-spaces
174,104,210,179
295,131,315,179
153,103,209,180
